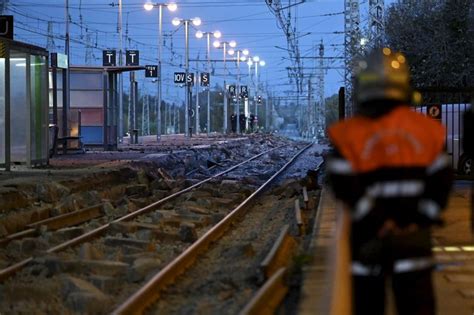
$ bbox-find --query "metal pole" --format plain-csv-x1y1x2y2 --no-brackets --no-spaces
254,62,258,129
236,51,241,134
207,33,211,136
265,91,269,131
63,0,70,141
308,77,312,137
141,91,145,135
185,20,190,137
247,62,252,131
195,63,199,134
223,42,227,134
5,44,10,171
131,72,136,142
157,4,162,140
128,79,132,136
147,94,150,134
118,0,123,142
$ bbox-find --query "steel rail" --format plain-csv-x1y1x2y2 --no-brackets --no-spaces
112,142,314,315
239,267,288,315
0,229,36,246
242,158,325,315
0,145,287,282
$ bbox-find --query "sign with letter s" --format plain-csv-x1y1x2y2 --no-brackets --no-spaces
200,72,210,87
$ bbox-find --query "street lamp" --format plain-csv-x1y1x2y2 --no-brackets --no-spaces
228,48,249,134
195,30,221,136
246,59,253,131
144,1,177,140
246,55,265,130
254,57,265,129
172,16,201,137
213,39,237,134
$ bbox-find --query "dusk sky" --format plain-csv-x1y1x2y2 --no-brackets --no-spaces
8,0,395,104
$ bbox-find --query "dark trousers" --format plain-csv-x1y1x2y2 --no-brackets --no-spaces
353,268,435,315
351,227,435,315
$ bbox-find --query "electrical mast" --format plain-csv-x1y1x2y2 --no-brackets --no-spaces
344,0,361,117
317,40,325,137
46,21,56,52
0,0,9,14
369,0,385,48
266,0,304,129
85,32,94,64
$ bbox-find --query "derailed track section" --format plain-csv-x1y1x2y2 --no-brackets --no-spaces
113,143,322,314
0,141,321,314
0,145,285,283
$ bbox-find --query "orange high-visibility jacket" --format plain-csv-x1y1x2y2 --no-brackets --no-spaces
329,106,445,173
327,106,452,231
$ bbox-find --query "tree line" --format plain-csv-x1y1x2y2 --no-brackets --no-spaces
385,0,474,88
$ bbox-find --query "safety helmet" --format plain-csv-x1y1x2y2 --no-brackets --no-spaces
354,47,412,105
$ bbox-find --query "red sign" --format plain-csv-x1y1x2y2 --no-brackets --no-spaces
427,104,442,120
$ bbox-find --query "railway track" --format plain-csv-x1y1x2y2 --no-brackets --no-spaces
0,141,289,271
112,143,323,315
0,143,316,314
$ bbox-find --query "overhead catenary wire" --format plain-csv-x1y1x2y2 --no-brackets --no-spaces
10,0,346,111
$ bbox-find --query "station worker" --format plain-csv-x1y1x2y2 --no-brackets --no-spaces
327,48,453,315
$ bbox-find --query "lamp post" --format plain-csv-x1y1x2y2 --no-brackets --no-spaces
246,58,253,131
196,30,221,136
228,48,249,134
172,16,201,137
213,39,236,134
144,1,177,140
252,56,265,129
118,0,124,143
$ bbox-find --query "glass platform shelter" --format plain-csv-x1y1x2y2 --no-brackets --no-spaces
0,38,49,171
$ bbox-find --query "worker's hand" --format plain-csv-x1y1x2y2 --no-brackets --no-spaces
377,220,419,238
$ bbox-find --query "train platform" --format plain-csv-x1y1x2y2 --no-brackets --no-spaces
120,133,248,147
1,133,249,172
298,180,474,315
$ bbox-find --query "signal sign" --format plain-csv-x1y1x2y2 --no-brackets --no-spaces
174,72,194,86
200,72,210,86
103,50,116,66
240,85,248,98
102,50,117,67
126,50,139,66
145,65,158,78
228,85,236,97
174,72,186,84
187,73,195,86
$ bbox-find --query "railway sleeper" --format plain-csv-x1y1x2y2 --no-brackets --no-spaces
107,221,198,243
27,255,130,278
26,203,105,231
